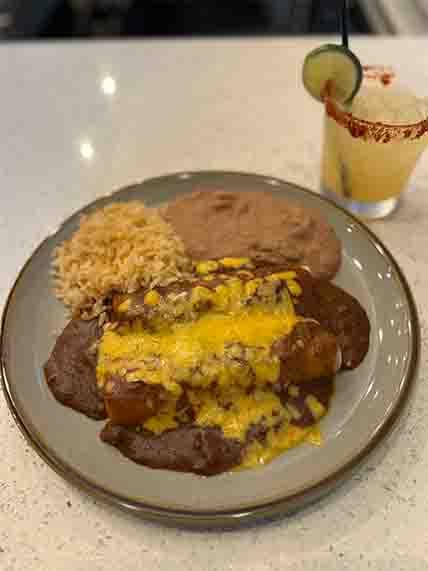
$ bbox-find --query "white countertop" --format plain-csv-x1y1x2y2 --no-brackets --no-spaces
1,37,428,571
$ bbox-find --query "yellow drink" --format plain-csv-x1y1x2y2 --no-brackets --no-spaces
321,73,428,219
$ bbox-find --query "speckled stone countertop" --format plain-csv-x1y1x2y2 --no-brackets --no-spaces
1,37,428,571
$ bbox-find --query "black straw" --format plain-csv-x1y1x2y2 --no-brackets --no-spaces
341,0,349,48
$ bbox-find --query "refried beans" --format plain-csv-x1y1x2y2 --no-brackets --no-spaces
162,190,341,280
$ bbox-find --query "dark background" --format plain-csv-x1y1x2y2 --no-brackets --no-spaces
2,1,374,38
4,1,428,39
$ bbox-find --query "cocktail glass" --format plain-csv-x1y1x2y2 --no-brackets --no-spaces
321,66,428,219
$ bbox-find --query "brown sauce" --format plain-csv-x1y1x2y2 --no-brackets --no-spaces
44,319,106,420
293,270,370,369
99,378,334,476
281,378,334,428
100,424,243,476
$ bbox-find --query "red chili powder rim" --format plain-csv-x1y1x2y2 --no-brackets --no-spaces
362,65,395,86
324,66,428,143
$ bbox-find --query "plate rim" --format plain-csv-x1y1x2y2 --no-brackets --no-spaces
0,170,420,528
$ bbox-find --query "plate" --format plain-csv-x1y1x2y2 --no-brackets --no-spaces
0,171,419,528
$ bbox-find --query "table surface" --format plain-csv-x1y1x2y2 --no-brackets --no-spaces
1,36,428,571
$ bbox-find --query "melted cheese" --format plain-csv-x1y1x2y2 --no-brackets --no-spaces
139,383,325,470
97,303,297,394
144,412,178,434
240,424,320,470
192,389,287,441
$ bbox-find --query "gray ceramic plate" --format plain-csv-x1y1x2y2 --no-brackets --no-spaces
0,171,419,528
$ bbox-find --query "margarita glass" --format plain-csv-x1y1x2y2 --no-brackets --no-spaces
321,66,428,219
